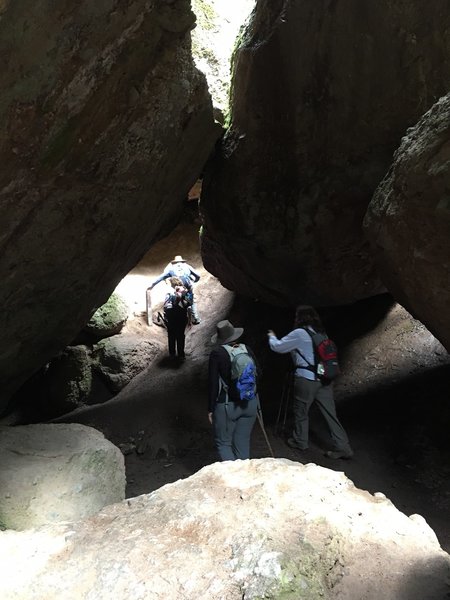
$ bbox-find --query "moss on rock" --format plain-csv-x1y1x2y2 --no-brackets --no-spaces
84,292,129,339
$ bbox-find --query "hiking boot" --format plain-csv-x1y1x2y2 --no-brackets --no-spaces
325,449,354,460
192,319,201,325
286,437,308,451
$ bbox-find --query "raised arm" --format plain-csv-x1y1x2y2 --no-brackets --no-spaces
268,329,304,354
149,271,171,289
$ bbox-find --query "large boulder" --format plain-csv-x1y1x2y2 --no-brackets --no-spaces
0,424,125,530
0,459,448,599
364,94,450,352
84,292,130,340
92,334,160,392
200,0,450,306
0,0,220,411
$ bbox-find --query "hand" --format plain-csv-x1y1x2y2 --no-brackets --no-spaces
267,329,275,337
208,412,213,425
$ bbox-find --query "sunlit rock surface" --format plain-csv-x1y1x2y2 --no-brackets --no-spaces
0,0,220,410
0,424,125,530
365,94,450,352
84,292,130,340
191,0,255,116
0,459,448,599
200,0,450,307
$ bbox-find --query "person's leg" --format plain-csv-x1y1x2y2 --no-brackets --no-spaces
166,321,176,356
232,402,258,459
177,331,186,358
173,316,186,358
291,378,319,449
315,384,352,455
213,403,237,461
190,299,201,324
181,280,200,324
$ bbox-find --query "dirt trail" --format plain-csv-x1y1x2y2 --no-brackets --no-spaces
61,215,450,553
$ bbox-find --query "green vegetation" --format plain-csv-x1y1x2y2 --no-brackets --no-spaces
190,0,255,122
87,292,129,334
191,0,217,31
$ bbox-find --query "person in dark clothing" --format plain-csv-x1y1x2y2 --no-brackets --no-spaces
208,320,258,461
268,305,353,459
164,277,192,360
148,255,201,324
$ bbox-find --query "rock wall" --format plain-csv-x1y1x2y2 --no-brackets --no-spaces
364,94,450,352
200,0,450,306
0,459,449,599
0,0,220,411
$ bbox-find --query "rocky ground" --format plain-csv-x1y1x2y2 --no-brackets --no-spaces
62,209,450,554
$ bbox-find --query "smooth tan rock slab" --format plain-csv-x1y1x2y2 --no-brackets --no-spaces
0,424,125,530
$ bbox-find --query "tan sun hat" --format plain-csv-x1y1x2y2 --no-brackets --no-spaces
211,320,244,345
171,255,186,263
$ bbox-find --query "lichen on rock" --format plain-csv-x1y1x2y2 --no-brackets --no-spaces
85,292,130,339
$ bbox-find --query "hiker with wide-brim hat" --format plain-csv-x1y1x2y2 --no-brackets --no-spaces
208,320,259,461
147,254,201,324
210,320,244,345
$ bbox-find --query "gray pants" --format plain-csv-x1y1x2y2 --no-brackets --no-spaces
190,300,200,323
213,401,257,461
292,377,351,452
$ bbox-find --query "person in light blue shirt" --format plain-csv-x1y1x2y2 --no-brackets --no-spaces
268,305,353,459
149,255,201,324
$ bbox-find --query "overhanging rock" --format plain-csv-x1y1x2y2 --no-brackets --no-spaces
0,0,220,411
201,0,450,306
365,93,450,353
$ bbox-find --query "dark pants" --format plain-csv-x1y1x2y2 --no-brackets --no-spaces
292,377,351,451
180,278,200,323
166,309,188,357
213,400,258,461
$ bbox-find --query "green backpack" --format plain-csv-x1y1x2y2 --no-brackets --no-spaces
223,344,257,402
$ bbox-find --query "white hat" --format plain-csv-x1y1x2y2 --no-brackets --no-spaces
171,255,186,263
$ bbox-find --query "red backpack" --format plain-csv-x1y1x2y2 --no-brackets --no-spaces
296,330,341,383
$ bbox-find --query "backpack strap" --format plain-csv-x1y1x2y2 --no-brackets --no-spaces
294,328,317,373
219,344,233,402
294,349,316,372
220,344,247,404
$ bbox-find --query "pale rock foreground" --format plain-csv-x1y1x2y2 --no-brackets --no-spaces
0,424,125,531
1,459,449,600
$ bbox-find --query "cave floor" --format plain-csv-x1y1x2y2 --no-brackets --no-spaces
65,216,450,553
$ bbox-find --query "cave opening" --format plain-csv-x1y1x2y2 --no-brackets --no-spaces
1,2,450,591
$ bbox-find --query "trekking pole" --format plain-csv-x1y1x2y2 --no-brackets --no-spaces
257,402,275,458
275,372,291,437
